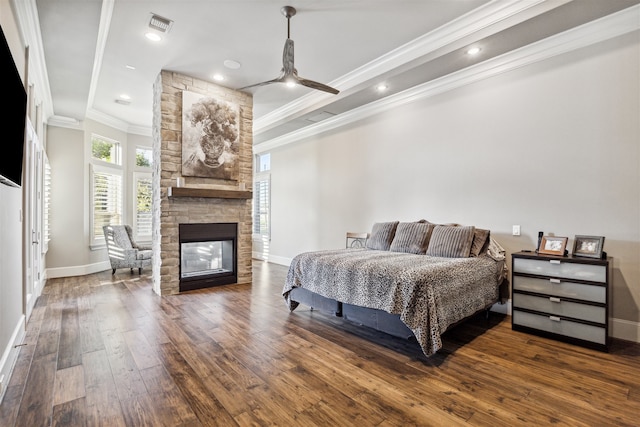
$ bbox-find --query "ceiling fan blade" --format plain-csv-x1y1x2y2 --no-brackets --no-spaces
297,76,340,95
238,76,284,91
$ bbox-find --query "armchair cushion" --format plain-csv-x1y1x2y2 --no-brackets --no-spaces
136,250,152,260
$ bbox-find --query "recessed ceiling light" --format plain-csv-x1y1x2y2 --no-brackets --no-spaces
466,46,481,55
376,84,388,92
145,32,162,42
223,60,241,70
119,94,131,100
125,65,136,70
213,74,225,81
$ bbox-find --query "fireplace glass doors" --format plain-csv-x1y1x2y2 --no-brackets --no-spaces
181,240,233,278
179,223,237,291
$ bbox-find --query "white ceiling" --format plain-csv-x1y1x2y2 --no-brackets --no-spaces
30,0,639,142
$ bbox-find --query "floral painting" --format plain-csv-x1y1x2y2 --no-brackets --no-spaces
181,90,239,180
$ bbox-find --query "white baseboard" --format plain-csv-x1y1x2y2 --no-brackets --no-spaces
611,317,640,343
46,261,111,279
0,315,26,404
252,252,267,261
252,253,292,267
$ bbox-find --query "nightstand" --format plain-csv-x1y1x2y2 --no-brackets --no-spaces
511,251,610,351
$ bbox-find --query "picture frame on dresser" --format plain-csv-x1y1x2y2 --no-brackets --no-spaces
537,236,568,256
572,235,605,259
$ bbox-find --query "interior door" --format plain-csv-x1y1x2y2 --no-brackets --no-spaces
23,120,43,320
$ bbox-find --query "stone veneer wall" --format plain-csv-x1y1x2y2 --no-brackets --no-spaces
151,70,253,295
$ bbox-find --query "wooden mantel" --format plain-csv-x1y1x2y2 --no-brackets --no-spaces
168,187,252,199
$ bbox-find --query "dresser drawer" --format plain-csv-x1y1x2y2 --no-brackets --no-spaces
513,293,605,324
513,258,606,283
513,275,606,304
513,310,606,345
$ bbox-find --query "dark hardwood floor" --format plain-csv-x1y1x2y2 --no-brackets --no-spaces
1,260,639,426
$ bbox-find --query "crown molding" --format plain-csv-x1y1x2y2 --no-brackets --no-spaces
47,115,82,130
254,4,639,154
254,0,559,135
82,108,151,136
85,108,130,132
11,0,54,121
127,125,152,137
86,0,114,112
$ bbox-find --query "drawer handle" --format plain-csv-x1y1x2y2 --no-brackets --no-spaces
550,278,561,284
549,297,561,303
550,260,561,265
549,316,561,322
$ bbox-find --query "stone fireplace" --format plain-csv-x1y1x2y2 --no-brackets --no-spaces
151,71,253,295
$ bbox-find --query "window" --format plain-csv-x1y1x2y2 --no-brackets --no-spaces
134,172,152,241
90,134,123,246
92,134,121,165
136,146,153,167
253,176,270,237
133,146,152,242
257,152,270,172
91,164,123,244
253,153,271,238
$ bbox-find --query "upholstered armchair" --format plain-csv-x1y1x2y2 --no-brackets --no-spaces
103,225,152,274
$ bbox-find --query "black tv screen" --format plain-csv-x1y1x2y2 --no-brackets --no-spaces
0,24,27,188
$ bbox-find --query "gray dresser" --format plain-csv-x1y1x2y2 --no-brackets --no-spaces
511,251,610,351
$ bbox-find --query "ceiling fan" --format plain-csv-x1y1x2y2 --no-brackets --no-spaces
240,6,339,95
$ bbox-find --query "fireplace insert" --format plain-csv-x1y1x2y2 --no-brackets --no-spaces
179,222,237,291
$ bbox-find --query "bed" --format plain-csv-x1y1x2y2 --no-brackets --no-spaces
283,221,507,357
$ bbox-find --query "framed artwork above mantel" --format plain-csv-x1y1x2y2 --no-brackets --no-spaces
181,90,240,181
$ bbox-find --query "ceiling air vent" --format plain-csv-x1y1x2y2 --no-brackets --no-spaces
306,111,336,123
149,13,173,33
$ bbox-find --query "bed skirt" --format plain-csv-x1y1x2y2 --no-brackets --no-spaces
289,287,415,340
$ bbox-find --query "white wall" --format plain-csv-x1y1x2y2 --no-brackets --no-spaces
262,31,640,339
45,120,152,277
45,126,87,270
0,0,27,400
0,186,24,399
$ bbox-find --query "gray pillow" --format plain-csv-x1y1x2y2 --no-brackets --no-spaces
426,225,476,258
470,228,490,257
390,222,434,254
365,221,399,251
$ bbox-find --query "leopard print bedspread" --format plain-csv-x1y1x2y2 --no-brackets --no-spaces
283,248,504,356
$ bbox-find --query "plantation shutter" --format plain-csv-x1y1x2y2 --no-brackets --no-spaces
92,165,123,240
253,175,270,237
135,174,152,240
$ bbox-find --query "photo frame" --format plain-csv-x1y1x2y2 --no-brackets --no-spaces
538,236,568,256
572,235,605,259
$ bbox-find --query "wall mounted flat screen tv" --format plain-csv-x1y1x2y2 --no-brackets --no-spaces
0,24,27,188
